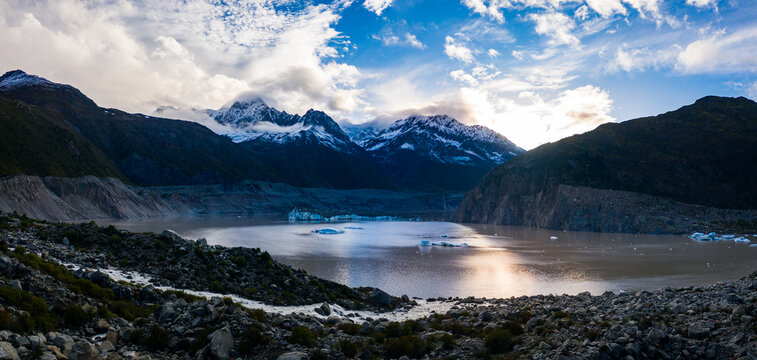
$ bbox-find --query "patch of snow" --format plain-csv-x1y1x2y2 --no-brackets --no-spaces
399,143,415,150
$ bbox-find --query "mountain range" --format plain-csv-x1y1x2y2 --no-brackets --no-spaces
0,70,522,192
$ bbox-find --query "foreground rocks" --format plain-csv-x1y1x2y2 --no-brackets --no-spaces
0,212,755,359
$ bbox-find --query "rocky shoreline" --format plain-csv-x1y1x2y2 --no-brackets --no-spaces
0,212,755,359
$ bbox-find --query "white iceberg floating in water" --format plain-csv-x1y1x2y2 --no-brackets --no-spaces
313,228,345,235
750,244,757,247
420,240,431,246
440,234,449,238
721,234,735,239
433,241,468,247
550,236,558,240
344,226,364,230
734,237,750,243
689,232,719,241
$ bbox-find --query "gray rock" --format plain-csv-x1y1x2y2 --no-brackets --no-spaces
196,238,208,247
319,302,331,316
0,342,18,360
688,321,713,339
52,334,74,352
208,328,234,360
161,230,182,242
276,352,308,360
68,342,99,360
369,289,391,306
97,340,115,354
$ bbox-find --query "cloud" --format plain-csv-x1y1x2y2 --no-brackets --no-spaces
444,36,476,63
363,0,394,15
528,11,580,47
677,26,757,73
585,0,627,17
460,0,506,23
488,48,501,57
685,0,717,8
0,0,364,118
375,32,426,49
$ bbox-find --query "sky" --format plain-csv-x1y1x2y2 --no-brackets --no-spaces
0,0,755,149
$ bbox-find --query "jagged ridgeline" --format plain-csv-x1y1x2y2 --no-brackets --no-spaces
456,96,757,232
0,70,524,192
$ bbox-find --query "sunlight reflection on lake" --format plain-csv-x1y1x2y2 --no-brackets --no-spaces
100,217,757,298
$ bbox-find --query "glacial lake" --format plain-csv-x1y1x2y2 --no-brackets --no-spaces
98,217,757,299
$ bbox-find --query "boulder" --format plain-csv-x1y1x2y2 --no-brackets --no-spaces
369,289,391,306
319,303,331,316
0,342,18,360
52,334,74,352
208,328,234,360
276,352,308,360
161,230,182,242
68,342,98,360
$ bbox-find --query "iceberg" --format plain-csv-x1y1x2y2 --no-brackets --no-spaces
734,237,750,243
721,235,735,239
288,208,417,223
550,236,558,240
344,226,364,230
420,240,431,246
431,241,468,248
689,232,719,241
440,234,449,238
313,228,345,235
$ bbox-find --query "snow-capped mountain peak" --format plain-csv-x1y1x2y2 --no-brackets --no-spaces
0,70,65,91
206,99,358,153
361,114,523,165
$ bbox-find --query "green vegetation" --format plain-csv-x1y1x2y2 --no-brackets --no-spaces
109,300,154,321
10,246,113,301
238,322,271,353
0,286,58,333
161,289,205,303
384,335,430,358
485,322,524,354
62,304,90,328
289,326,316,347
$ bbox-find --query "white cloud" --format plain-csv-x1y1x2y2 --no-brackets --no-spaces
0,0,364,119
461,0,506,23
528,11,580,47
363,0,394,15
677,26,757,73
685,0,717,8
374,32,425,49
444,36,476,63
488,48,501,57
585,0,627,17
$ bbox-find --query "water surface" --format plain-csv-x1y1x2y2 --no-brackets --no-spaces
101,217,757,298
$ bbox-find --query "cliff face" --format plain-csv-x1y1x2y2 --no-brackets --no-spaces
0,175,460,221
456,96,757,234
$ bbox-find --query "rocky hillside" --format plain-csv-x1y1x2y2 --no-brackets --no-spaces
360,115,524,191
0,175,461,221
456,96,757,233
0,212,755,359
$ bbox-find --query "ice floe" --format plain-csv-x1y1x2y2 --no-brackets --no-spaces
689,232,751,243
313,228,345,235
420,240,468,247
289,208,419,223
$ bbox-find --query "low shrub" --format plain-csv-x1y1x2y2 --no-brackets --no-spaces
239,322,271,353
289,326,316,347
384,335,430,358
63,304,90,328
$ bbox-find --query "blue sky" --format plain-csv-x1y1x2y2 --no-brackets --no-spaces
0,0,755,148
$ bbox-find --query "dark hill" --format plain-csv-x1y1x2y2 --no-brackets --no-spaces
455,96,757,232
0,70,276,186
